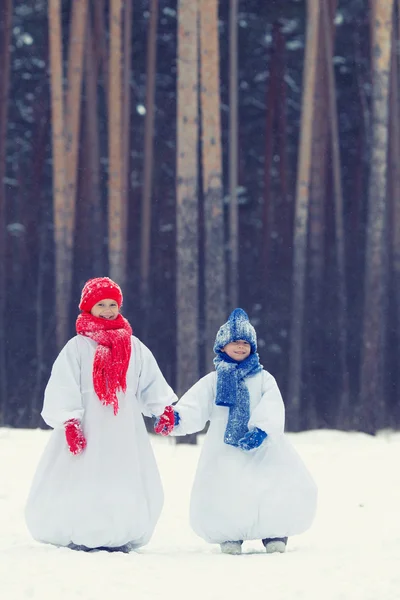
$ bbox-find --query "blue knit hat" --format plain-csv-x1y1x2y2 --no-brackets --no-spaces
213,308,257,354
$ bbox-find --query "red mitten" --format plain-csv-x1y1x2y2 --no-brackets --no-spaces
64,419,87,455
154,406,175,436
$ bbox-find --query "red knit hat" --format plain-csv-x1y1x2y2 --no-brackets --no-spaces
79,277,123,312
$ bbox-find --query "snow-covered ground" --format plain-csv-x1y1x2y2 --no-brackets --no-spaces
0,427,399,600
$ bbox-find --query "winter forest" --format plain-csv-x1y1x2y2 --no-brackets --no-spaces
0,0,399,435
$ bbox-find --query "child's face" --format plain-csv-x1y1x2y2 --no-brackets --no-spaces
222,340,251,361
90,299,119,320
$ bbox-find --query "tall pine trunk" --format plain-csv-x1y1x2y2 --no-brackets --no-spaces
308,13,328,313
30,96,50,425
108,0,125,286
49,0,68,348
228,0,239,310
321,0,350,428
94,0,109,102
262,24,279,288
84,17,103,276
122,0,133,281
176,0,199,444
274,24,292,278
389,8,400,427
0,0,12,423
304,10,326,430
287,0,320,431
65,0,88,305
140,0,159,313
199,0,225,371
388,21,400,427
359,0,394,433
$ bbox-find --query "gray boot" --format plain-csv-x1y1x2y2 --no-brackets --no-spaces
220,540,243,555
262,537,288,553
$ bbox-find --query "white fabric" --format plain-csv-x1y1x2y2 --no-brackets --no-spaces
171,370,318,544
25,335,176,549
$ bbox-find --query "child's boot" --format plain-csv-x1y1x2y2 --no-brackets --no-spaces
262,537,288,553
220,540,243,555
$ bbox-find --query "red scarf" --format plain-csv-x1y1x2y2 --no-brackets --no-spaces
76,312,132,415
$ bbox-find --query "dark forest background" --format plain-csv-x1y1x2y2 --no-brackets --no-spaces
0,0,398,435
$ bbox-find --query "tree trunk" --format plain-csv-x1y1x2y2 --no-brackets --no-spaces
303,2,337,430
388,21,400,427
84,17,103,276
0,0,12,424
351,23,370,290
199,0,225,371
32,210,47,427
122,0,133,284
24,84,48,426
228,0,239,310
93,0,109,101
321,0,350,428
287,0,320,431
262,23,279,289
176,0,199,444
140,0,159,313
370,0,376,68
65,0,88,305
308,19,328,313
274,23,291,274
359,0,394,433
49,0,68,348
108,0,125,286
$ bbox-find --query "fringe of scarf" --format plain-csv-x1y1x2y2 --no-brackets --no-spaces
76,313,132,415
214,352,262,446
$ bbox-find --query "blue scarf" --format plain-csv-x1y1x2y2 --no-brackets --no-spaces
214,352,262,447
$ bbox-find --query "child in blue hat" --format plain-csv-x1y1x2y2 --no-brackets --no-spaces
155,308,317,555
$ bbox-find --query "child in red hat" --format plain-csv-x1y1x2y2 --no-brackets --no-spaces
25,277,177,552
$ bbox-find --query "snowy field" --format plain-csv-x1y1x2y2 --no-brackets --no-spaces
0,427,399,600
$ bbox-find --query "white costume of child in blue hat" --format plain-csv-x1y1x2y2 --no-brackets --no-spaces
155,308,317,554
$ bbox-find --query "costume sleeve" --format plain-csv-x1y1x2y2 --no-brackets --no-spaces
169,373,215,436
248,371,285,441
41,337,84,429
137,341,177,417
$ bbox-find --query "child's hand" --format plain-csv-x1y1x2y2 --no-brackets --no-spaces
238,427,267,451
154,406,180,436
64,418,87,455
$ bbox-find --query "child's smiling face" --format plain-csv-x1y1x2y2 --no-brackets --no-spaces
222,340,251,361
90,299,119,320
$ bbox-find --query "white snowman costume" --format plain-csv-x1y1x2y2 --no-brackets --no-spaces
25,335,176,550
170,309,317,545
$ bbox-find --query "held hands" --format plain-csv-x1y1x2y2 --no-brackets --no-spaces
238,427,267,451
154,406,180,436
64,418,87,455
